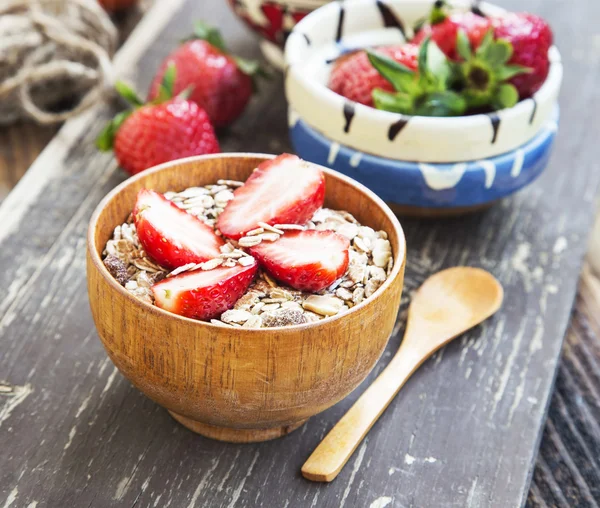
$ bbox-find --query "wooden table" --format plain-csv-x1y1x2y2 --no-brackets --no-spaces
1,1,599,506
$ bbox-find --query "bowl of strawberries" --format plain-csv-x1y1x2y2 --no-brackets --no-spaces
227,0,331,68
87,152,405,442
285,0,562,215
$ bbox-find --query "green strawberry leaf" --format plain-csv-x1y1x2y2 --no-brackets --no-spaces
475,30,494,58
414,91,467,117
176,85,194,100
413,16,427,35
161,62,176,99
192,20,227,53
115,81,143,107
417,36,430,77
430,0,448,25
493,83,519,109
426,39,451,84
497,64,532,80
372,89,414,114
367,49,418,94
484,39,513,68
233,55,271,91
456,29,472,61
96,110,132,151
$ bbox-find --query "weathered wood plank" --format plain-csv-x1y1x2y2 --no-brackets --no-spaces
527,268,600,507
1,0,600,507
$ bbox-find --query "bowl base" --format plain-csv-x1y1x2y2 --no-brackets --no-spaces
388,201,496,218
169,411,308,443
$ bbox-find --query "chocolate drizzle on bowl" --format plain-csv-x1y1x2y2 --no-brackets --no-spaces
529,97,538,124
343,101,356,133
335,5,345,42
471,0,486,16
388,117,410,141
488,113,501,143
376,0,406,37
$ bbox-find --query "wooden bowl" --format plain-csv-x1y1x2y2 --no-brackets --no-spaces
87,153,406,443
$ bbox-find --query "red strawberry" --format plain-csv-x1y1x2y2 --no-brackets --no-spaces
97,74,220,176
133,189,223,270
98,0,137,12
249,230,349,292
148,22,264,128
115,99,219,175
152,262,258,320
329,44,418,107
217,154,325,240
491,13,553,98
413,11,491,60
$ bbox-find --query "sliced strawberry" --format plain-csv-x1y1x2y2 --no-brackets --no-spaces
249,230,349,292
217,154,325,240
152,261,258,320
133,189,223,270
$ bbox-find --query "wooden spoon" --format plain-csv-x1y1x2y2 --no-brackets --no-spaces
301,267,503,482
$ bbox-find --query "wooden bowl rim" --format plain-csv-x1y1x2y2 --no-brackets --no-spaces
87,152,406,332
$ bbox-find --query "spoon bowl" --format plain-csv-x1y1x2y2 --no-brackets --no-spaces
404,267,504,350
302,267,503,482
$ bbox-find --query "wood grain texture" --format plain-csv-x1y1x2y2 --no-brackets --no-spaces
527,265,600,508
0,122,57,201
87,154,406,440
302,268,503,482
0,0,599,506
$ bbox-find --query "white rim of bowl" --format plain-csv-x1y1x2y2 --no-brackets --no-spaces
284,0,563,163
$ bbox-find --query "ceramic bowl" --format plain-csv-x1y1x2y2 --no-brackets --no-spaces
227,0,331,68
284,0,563,212
87,153,406,443
290,108,559,212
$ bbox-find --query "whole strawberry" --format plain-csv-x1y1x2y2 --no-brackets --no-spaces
97,69,220,175
328,44,419,107
412,1,491,59
148,22,264,128
491,13,553,98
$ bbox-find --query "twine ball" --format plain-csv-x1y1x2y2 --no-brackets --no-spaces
0,0,118,125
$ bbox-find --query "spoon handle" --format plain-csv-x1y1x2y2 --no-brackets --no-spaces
301,346,423,482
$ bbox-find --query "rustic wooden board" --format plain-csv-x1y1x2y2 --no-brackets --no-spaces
527,265,600,507
1,0,600,507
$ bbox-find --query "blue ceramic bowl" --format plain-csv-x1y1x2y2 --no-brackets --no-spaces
290,108,559,210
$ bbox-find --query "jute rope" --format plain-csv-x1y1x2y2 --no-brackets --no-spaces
0,0,118,124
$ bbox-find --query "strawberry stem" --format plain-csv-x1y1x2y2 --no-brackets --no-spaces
368,39,467,116
454,29,532,110
96,110,132,151
430,0,448,25
115,81,143,107
156,62,176,102
97,65,184,152
185,21,268,82
191,21,228,53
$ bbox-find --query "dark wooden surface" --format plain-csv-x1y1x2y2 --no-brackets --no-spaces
1,0,599,506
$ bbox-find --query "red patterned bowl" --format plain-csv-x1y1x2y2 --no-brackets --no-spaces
228,0,330,68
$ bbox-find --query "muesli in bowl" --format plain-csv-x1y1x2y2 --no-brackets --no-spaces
87,152,405,441
103,153,394,328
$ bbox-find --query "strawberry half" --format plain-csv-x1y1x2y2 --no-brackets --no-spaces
217,154,325,240
133,189,223,270
249,230,350,292
152,261,258,320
